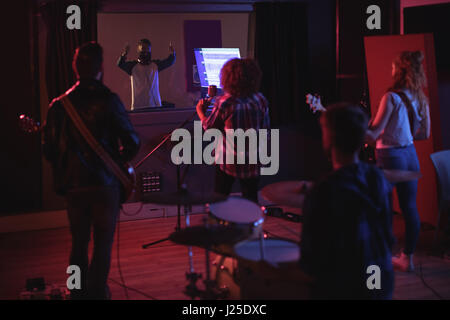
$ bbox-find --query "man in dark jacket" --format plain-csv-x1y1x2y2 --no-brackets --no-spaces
42,42,140,299
300,103,394,299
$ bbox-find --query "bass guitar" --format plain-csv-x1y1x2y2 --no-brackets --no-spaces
18,114,136,202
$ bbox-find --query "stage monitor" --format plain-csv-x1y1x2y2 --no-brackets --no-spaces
194,48,241,88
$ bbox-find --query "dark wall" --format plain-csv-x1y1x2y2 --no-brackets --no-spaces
260,0,336,184
404,3,450,150
306,0,336,104
336,0,400,110
0,1,42,215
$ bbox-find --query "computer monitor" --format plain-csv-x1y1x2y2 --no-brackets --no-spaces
194,48,241,89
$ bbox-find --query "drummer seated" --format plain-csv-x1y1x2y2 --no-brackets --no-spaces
299,103,395,300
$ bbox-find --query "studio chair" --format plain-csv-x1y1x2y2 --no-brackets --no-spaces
430,150,450,251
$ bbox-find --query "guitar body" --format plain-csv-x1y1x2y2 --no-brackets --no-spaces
19,114,137,203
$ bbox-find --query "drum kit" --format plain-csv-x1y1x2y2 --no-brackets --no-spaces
143,168,420,300
143,182,309,300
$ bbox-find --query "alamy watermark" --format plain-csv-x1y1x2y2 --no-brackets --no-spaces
170,121,279,175
66,265,81,290
366,265,381,290
66,263,382,291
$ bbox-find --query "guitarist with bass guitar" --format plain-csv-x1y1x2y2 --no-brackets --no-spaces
41,42,140,300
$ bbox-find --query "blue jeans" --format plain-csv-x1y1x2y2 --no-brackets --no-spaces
376,144,421,255
66,186,120,299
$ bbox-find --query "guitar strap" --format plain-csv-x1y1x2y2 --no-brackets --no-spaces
392,90,416,137
60,95,132,190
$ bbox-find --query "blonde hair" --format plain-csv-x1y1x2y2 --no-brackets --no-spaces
390,51,428,118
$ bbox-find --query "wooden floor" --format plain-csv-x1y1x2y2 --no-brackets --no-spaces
1,212,449,300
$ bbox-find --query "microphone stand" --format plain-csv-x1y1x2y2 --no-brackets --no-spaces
138,90,216,298
138,109,198,248
134,111,198,170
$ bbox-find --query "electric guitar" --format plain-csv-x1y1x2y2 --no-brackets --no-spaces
305,94,376,163
18,114,137,202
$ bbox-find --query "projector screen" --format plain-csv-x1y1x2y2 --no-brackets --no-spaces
194,48,241,88
98,13,249,110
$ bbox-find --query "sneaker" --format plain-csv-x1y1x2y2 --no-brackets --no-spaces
392,252,414,272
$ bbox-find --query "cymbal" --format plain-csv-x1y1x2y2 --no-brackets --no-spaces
142,190,228,205
261,181,311,208
169,225,247,248
382,169,422,183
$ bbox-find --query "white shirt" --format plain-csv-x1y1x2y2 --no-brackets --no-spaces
130,62,162,109
376,90,422,149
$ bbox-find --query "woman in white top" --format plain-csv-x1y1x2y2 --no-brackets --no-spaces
366,51,431,272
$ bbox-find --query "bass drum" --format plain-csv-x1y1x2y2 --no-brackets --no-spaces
212,255,241,300
213,239,311,300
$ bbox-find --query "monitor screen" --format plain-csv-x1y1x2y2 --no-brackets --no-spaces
194,48,241,88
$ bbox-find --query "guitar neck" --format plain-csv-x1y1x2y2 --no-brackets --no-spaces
306,94,326,113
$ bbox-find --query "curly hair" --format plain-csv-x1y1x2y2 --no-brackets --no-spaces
220,58,262,98
390,51,428,117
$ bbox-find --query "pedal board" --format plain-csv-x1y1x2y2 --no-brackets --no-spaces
20,284,70,300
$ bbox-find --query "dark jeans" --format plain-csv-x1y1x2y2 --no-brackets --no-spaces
66,186,120,300
376,144,421,255
214,166,260,203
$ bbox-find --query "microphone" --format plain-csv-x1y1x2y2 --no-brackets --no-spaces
207,85,217,98
204,85,217,108
207,85,217,102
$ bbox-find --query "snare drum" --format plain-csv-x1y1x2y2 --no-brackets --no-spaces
208,196,264,241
